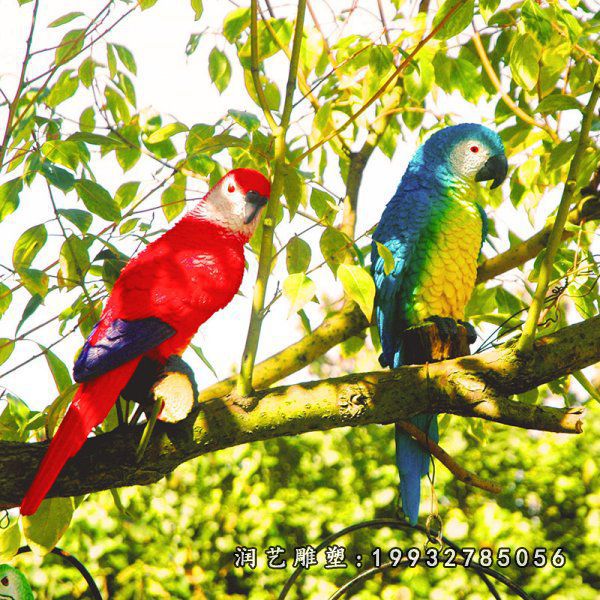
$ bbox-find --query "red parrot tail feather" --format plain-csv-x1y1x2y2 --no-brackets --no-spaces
20,359,141,516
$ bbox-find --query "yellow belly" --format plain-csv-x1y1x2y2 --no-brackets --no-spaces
407,197,482,323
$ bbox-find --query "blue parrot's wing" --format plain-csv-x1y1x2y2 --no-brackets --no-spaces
371,186,435,525
371,188,429,368
73,317,176,383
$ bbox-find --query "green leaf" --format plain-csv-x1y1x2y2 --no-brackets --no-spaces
208,48,232,94
0,519,21,561
283,273,316,316
320,227,351,273
161,174,187,221
41,140,82,170
187,133,247,156
15,293,43,335
0,178,23,222
78,57,96,88
191,0,203,20
186,33,203,56
45,70,79,108
433,0,474,40
228,109,260,132
479,0,500,21
0,338,14,366
114,44,137,74
58,235,90,289
75,180,121,221
23,497,74,554
369,45,393,76
79,106,96,131
139,0,159,9
41,161,75,191
375,242,395,276
119,218,138,234
13,224,47,271
243,69,280,112
282,164,306,218
286,236,311,274
521,0,553,44
310,188,338,225
107,43,117,78
49,11,84,28
115,181,141,207
536,94,580,114
57,208,92,233
55,28,85,66
510,33,541,90
337,264,375,321
68,131,123,148
117,72,136,106
45,385,77,437
223,8,251,43
146,122,189,144
190,343,217,379
38,345,73,393
0,283,12,318
19,268,49,297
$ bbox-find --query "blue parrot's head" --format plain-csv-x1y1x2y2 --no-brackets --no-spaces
414,123,508,189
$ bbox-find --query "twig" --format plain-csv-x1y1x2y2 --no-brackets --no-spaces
237,0,307,395
396,420,502,493
518,72,600,352
472,30,559,143
247,0,278,131
0,0,40,169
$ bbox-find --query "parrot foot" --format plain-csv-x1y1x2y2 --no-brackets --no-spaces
151,355,198,424
457,320,478,344
424,316,458,341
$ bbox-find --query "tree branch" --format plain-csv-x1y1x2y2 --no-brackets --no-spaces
1,315,595,507
396,420,502,494
197,188,600,403
238,0,307,395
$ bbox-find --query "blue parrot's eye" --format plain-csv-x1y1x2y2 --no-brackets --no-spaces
470,145,479,153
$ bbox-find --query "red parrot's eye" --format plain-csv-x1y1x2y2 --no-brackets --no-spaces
470,145,479,153
227,184,235,193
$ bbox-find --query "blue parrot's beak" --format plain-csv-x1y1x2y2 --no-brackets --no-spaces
475,153,508,189
244,190,268,224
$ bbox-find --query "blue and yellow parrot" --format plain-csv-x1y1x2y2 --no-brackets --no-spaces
371,123,508,524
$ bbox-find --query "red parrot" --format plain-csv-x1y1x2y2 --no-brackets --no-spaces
21,168,271,515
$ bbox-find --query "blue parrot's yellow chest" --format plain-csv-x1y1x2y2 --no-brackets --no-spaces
403,194,482,324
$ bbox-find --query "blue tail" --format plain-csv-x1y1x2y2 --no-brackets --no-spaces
395,414,438,524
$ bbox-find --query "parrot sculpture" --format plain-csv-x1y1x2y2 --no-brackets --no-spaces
0,565,33,600
371,124,507,524
20,168,271,515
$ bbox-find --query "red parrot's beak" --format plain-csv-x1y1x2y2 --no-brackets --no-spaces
244,190,268,223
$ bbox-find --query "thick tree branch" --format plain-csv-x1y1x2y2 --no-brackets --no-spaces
1,315,595,507
198,190,600,402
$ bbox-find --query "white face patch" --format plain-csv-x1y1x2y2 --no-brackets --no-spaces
448,139,491,182
191,174,263,239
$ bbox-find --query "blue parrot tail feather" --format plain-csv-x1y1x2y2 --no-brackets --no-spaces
395,414,439,525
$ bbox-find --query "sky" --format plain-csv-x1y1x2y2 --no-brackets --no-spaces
0,0,576,411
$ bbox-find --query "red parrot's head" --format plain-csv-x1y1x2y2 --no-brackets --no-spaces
193,168,271,239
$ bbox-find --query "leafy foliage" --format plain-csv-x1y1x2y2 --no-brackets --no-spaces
0,0,598,596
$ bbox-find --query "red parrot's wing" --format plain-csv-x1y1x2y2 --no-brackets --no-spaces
73,317,175,383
